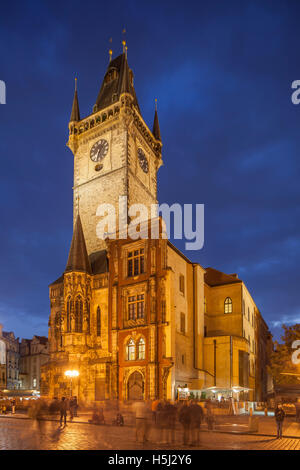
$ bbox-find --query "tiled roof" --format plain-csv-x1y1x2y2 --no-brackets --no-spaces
205,267,242,287
65,215,92,274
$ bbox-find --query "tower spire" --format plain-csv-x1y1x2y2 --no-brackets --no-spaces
70,77,80,122
65,214,91,274
152,98,161,141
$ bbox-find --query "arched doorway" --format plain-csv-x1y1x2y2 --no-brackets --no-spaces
127,371,144,400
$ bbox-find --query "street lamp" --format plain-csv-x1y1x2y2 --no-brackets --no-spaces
64,370,79,397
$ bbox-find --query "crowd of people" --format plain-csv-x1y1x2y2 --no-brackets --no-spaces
133,399,213,446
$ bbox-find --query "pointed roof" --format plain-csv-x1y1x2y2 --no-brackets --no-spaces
152,105,161,141
70,80,80,122
94,53,140,113
65,215,92,274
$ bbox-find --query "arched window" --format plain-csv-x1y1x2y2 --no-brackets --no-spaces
224,297,232,314
75,297,83,332
126,339,135,361
204,297,207,313
137,338,145,360
67,298,72,332
97,306,101,337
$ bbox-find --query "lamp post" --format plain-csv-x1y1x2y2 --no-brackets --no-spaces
64,370,79,397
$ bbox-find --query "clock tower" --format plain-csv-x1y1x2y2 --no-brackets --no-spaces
67,49,162,255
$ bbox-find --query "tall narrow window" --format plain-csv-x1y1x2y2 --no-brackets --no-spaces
137,295,145,319
180,312,186,334
224,297,232,314
97,306,101,336
137,338,145,360
179,275,185,295
128,249,145,277
126,339,135,361
204,297,207,313
75,297,83,332
86,300,90,334
67,298,72,332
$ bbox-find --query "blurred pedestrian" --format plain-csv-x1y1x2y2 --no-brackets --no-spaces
205,400,215,431
178,401,191,446
10,399,16,414
189,400,204,445
113,412,124,426
275,403,285,439
133,401,150,444
164,400,177,445
59,397,67,426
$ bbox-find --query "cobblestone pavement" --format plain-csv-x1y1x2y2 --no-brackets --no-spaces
1,417,300,450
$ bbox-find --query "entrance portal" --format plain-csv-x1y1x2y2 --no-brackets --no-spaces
127,371,144,400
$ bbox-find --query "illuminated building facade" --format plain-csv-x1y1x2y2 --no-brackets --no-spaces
41,47,270,403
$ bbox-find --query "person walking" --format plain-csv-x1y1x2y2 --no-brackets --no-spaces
178,401,191,446
165,400,177,445
189,401,204,445
59,397,68,426
275,403,285,439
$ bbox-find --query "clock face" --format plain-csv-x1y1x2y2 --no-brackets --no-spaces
138,148,149,173
90,139,109,162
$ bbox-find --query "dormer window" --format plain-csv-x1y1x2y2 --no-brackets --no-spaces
104,68,118,84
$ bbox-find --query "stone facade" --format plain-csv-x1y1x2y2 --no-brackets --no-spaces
42,48,271,404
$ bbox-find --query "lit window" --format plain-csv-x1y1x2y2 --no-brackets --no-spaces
179,275,185,295
137,338,145,360
128,295,145,320
67,298,72,332
128,249,145,277
126,339,135,361
33,378,37,388
224,297,232,314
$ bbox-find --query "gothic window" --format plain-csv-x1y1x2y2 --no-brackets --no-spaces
137,338,145,360
67,298,72,332
224,297,232,314
204,297,207,313
126,339,135,361
128,249,144,277
75,297,83,333
97,306,101,336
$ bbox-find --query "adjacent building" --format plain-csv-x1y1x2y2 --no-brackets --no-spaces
0,324,6,391
3,331,20,390
19,336,49,391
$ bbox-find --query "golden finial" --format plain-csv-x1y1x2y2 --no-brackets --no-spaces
122,27,126,53
109,49,113,62
125,45,128,58
155,98,157,111
75,77,77,92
